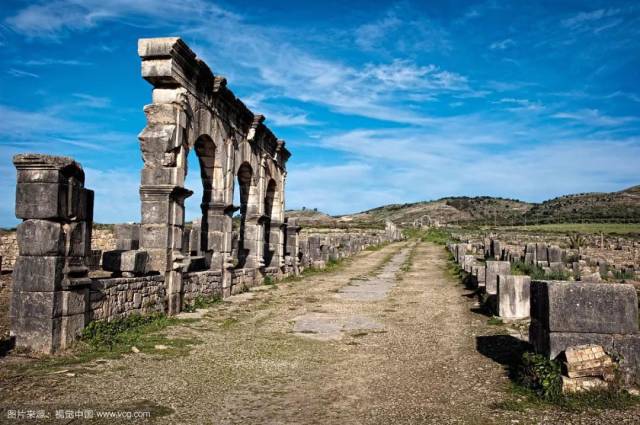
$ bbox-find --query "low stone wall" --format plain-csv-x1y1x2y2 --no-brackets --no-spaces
0,231,17,271
89,275,165,322
183,270,223,302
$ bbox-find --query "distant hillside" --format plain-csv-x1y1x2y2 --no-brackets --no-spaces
285,209,337,227
523,186,640,224
345,196,533,227
284,186,640,228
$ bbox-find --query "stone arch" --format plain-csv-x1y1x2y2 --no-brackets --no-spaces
138,37,291,308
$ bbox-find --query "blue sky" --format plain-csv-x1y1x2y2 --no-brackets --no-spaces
1,0,639,226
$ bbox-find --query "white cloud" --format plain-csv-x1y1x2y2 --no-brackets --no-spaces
562,9,620,28
73,93,111,109
552,109,638,127
354,5,450,54
287,124,640,214
7,68,39,78
489,38,515,50
23,58,92,66
5,0,237,39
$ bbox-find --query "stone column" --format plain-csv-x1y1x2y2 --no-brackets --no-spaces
10,154,93,353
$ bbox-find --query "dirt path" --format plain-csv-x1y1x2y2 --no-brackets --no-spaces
2,241,640,424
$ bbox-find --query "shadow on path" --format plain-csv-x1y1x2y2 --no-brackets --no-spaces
476,334,531,378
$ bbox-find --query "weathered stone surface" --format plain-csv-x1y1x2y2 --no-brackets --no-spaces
497,275,531,319
485,261,511,295
16,220,64,256
530,280,638,334
102,250,150,274
13,256,65,292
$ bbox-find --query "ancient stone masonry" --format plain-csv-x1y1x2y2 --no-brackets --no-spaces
10,154,94,353
449,236,640,385
136,37,291,313
8,37,403,353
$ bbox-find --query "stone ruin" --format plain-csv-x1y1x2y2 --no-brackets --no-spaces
450,238,640,388
7,37,402,353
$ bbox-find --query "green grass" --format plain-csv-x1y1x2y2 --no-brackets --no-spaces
495,382,640,412
263,275,275,285
10,314,199,376
511,260,570,281
365,242,390,251
403,227,451,245
281,257,350,284
498,223,640,235
182,294,222,312
487,316,503,326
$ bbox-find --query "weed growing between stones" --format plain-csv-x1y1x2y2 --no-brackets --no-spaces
365,242,390,251
182,294,222,312
487,317,503,326
263,276,275,285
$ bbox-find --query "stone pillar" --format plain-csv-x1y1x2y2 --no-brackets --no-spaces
497,275,531,320
265,220,284,269
10,154,93,353
485,261,511,295
285,218,301,275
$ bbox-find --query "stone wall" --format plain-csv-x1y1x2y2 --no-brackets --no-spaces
0,227,116,272
89,275,165,322
0,231,17,271
92,228,116,252
182,270,223,302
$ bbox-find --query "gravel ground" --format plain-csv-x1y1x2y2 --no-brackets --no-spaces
1,242,640,424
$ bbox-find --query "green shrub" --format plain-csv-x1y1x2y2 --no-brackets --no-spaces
517,352,562,400
511,260,569,280
613,269,635,281
263,276,275,285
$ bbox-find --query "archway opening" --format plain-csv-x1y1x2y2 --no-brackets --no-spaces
263,179,276,267
235,162,252,268
183,135,214,259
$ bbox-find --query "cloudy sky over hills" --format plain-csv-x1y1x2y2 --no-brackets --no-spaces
0,0,639,225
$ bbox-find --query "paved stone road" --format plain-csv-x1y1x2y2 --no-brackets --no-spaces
1,241,640,424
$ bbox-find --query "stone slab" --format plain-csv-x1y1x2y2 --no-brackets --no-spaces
530,280,638,334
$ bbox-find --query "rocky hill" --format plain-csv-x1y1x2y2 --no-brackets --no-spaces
286,186,640,228
523,186,640,224
344,196,533,227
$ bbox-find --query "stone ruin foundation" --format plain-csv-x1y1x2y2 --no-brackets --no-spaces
449,238,640,387
7,37,402,353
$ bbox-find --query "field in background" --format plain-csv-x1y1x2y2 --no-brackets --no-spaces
496,223,640,235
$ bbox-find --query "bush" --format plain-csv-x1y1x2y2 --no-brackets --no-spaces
517,352,562,400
